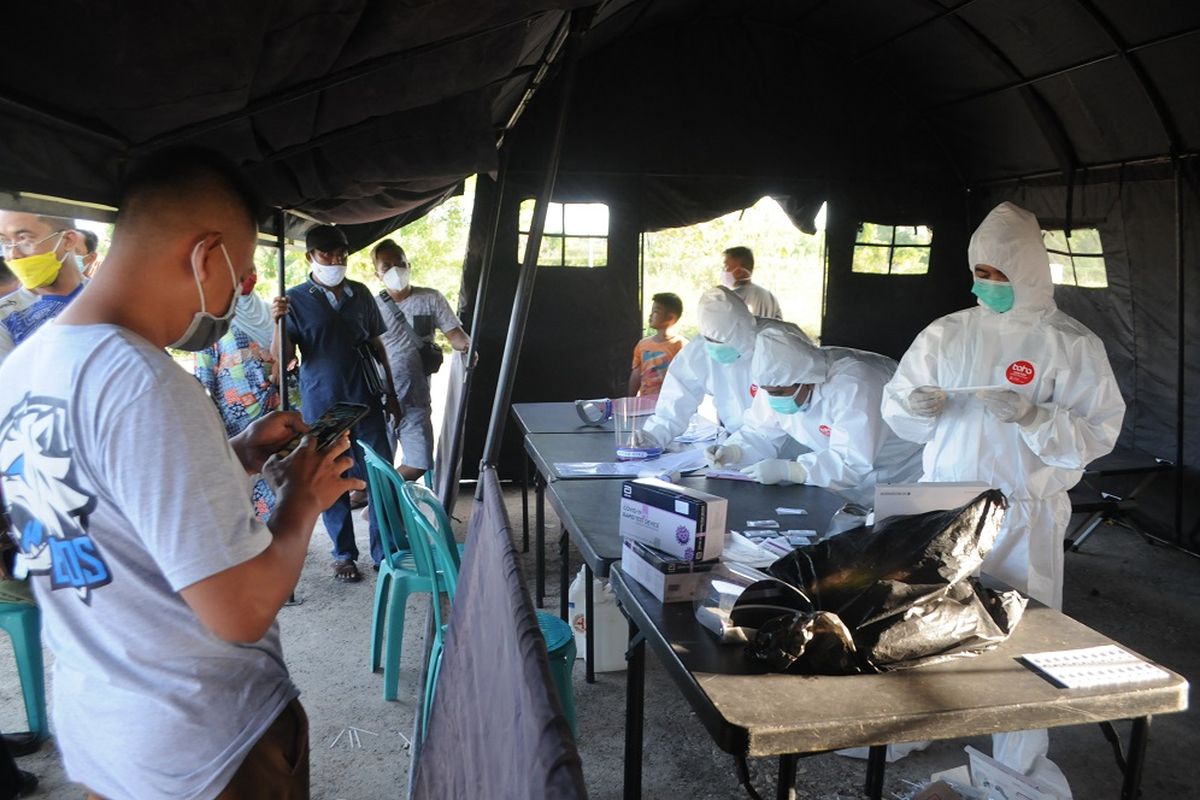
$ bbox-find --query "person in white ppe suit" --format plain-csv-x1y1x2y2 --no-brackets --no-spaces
639,287,808,449
881,201,1125,798
708,327,923,505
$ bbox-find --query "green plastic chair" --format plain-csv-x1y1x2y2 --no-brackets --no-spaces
360,442,454,702
398,480,577,737
0,601,48,740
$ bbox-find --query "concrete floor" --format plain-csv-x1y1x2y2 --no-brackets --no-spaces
1,486,1196,799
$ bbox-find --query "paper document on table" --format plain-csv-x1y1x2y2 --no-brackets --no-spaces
555,447,707,478
674,415,721,443
722,532,778,568
941,384,1007,395
775,507,808,515
1020,645,1169,689
705,468,755,481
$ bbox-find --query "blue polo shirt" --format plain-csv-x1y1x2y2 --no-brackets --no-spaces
284,277,386,422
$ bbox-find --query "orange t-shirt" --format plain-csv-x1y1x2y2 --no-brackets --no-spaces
631,334,687,396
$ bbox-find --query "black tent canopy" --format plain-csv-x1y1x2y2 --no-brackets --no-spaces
2,1,1199,546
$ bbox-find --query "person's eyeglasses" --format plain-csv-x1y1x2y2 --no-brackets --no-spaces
0,230,65,257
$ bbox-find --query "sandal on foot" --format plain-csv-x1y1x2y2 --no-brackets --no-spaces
332,560,362,583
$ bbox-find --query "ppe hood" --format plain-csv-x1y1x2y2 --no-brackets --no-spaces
967,202,1055,314
751,325,830,386
698,286,757,355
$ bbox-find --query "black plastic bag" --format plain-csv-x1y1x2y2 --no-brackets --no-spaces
741,490,1026,674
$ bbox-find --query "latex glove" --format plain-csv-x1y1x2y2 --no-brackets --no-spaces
631,428,664,450
740,459,807,486
905,386,947,418
704,443,743,468
978,389,1039,426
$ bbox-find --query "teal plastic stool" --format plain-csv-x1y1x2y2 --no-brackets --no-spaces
0,601,48,740
535,611,577,737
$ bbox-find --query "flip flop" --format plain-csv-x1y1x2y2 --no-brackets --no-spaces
332,559,362,583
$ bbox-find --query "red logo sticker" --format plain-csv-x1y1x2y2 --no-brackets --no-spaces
1006,360,1035,385
749,383,758,398
818,424,832,437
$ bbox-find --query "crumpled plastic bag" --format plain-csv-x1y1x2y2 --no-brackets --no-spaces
738,489,1026,674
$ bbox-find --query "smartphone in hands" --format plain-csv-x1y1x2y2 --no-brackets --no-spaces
275,402,370,458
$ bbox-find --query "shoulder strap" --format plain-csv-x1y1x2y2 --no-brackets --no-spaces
378,289,420,339
305,281,367,345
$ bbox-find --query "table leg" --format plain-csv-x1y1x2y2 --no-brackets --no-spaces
775,754,798,800
521,453,530,553
584,563,595,684
1069,511,1106,552
864,745,886,800
535,474,545,608
560,527,570,621
624,620,646,800
1121,717,1151,800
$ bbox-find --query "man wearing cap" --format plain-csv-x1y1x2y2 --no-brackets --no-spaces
272,225,402,582
710,327,923,504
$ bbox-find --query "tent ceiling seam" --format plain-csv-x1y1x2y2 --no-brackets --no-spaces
851,0,985,64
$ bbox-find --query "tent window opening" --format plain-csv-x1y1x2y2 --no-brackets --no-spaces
1042,228,1107,288
518,200,609,268
852,223,932,275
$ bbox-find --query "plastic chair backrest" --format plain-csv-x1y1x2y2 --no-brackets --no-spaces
359,441,431,578
399,481,461,599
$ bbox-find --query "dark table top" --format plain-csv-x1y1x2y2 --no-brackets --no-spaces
524,431,642,481
610,566,1189,758
548,477,847,578
1085,445,1174,476
512,402,622,435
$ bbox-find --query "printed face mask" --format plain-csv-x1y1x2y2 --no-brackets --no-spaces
170,242,240,351
972,277,1014,313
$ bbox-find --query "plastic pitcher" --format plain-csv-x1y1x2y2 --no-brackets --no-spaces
613,396,660,460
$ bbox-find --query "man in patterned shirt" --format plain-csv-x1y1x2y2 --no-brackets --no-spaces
0,211,86,366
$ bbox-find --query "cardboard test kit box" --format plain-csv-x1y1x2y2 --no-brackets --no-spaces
618,478,728,562
620,539,719,603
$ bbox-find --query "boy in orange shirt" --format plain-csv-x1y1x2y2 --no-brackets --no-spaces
628,292,687,397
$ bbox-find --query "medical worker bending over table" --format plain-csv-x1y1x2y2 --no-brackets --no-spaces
881,201,1125,798
638,286,808,450
710,327,923,504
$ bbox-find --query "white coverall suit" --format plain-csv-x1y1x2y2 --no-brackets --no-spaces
724,329,924,505
881,201,1125,794
641,286,809,448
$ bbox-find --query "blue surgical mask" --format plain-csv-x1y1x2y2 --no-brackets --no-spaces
768,386,809,415
705,341,741,364
972,278,1014,313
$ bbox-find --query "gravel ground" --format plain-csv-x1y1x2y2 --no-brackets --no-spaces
2,488,1197,799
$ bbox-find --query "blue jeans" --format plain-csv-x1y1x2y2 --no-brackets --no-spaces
322,409,393,564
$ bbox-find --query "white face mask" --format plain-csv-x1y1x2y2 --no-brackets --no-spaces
311,263,347,287
383,266,410,292
720,270,737,289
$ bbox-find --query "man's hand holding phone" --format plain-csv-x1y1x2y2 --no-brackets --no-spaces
231,411,310,474
268,432,364,516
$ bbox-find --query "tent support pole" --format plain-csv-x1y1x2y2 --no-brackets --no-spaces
275,209,290,412
1174,161,1186,541
481,9,590,468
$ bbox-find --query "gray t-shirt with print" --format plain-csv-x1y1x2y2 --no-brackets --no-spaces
374,286,462,406
0,322,295,800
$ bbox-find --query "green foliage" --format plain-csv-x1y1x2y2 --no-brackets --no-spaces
641,197,826,341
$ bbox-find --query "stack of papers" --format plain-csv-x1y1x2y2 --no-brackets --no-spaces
555,447,708,478
1021,645,1169,689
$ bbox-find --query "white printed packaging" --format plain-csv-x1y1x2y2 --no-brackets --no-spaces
618,478,728,562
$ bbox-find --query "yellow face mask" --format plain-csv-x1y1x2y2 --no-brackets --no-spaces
7,233,67,289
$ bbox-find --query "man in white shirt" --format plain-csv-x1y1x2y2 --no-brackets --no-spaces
721,246,782,319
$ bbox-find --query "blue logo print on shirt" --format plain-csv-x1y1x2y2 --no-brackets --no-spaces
1,394,110,603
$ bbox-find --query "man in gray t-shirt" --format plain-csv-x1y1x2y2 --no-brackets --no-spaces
371,240,472,481
0,150,359,799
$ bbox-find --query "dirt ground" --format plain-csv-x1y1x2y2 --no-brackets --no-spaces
2,487,1197,799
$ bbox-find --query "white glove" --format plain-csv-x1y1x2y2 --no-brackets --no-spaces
740,459,807,486
977,389,1038,426
631,428,664,449
905,386,947,418
704,443,743,468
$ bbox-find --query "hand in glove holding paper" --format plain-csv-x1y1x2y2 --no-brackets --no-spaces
631,428,664,450
905,386,947,418
704,443,742,468
741,459,807,486
977,389,1040,426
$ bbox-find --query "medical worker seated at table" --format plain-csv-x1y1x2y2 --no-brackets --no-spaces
638,287,809,450
881,201,1125,797
706,326,923,504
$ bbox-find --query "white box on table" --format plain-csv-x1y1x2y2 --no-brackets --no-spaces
618,478,727,562
873,482,992,523
620,539,718,603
